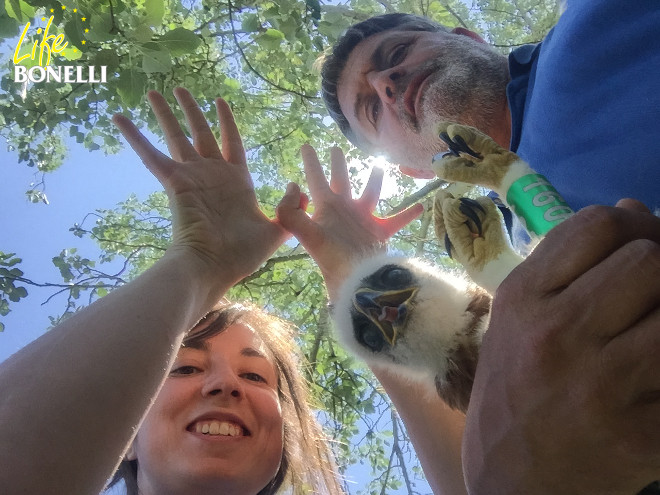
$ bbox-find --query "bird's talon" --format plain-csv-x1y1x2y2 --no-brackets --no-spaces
439,132,461,157
458,198,485,237
444,233,453,259
452,135,483,160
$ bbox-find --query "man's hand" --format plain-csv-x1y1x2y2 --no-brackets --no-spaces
463,202,660,495
113,88,288,286
276,145,423,300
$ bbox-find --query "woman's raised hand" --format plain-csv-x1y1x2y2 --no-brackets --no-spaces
112,88,288,285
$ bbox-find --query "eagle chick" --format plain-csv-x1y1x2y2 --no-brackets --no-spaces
332,254,490,413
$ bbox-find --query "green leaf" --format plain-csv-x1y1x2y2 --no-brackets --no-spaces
241,13,261,32
158,27,200,56
60,46,82,60
4,0,34,22
116,69,147,107
93,49,120,69
86,14,114,42
305,0,321,20
144,0,165,27
64,18,85,51
140,42,172,73
263,28,285,40
0,13,18,37
130,24,152,43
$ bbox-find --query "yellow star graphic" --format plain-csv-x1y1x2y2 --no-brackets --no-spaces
50,8,54,12
41,17,46,21
82,17,86,21
61,5,65,9
73,8,77,12
73,48,78,53
85,28,89,33
81,40,86,44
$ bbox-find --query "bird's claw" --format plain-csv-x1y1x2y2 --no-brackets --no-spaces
458,198,485,237
438,131,483,160
442,197,486,258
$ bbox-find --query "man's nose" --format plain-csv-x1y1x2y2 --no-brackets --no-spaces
368,69,404,105
201,365,243,399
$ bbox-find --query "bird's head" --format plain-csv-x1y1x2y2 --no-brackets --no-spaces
332,253,491,403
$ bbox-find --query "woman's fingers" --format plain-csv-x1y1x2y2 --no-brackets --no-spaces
276,182,321,250
329,147,351,196
216,98,246,166
378,203,425,238
173,87,222,159
301,144,332,200
112,113,174,184
146,91,198,162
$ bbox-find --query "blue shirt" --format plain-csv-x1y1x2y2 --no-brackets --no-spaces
507,0,660,213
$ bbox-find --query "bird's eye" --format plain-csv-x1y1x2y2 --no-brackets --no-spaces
359,324,385,352
379,266,411,287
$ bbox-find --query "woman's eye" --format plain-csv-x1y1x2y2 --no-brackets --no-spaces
170,365,200,376
389,43,409,66
241,372,266,383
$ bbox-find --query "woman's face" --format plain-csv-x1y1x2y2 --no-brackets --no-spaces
129,323,284,495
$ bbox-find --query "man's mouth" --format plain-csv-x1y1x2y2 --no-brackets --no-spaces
188,420,248,437
403,71,432,121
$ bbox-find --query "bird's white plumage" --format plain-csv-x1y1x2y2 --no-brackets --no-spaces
333,253,490,406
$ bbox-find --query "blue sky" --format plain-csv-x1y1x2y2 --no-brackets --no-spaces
0,135,162,360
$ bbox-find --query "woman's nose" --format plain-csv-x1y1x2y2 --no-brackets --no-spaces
201,365,242,399
367,68,404,105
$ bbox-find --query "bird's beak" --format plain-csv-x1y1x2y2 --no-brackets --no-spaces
352,287,419,345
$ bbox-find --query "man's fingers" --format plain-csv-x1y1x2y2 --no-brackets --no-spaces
173,87,221,159
146,90,198,162
360,166,384,210
604,305,660,409
215,97,246,165
616,198,652,214
524,205,660,293
301,144,331,200
562,238,660,340
329,147,351,196
112,114,174,183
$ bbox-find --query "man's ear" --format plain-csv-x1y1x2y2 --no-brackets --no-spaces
399,165,436,179
451,27,487,44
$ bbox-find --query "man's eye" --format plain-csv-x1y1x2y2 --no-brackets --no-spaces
241,372,266,383
170,365,200,376
389,43,410,66
368,98,381,127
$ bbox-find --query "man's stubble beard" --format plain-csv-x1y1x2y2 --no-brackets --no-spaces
391,40,509,169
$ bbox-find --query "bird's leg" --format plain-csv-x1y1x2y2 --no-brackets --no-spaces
434,190,523,294
433,122,524,195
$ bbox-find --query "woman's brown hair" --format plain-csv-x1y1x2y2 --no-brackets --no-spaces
107,301,343,494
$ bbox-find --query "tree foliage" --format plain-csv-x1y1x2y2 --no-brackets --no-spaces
0,0,560,492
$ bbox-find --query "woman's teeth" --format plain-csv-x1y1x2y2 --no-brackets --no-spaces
194,421,243,436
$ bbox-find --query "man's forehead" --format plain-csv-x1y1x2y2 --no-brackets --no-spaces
336,31,393,149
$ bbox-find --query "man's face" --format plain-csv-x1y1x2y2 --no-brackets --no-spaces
337,28,510,177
